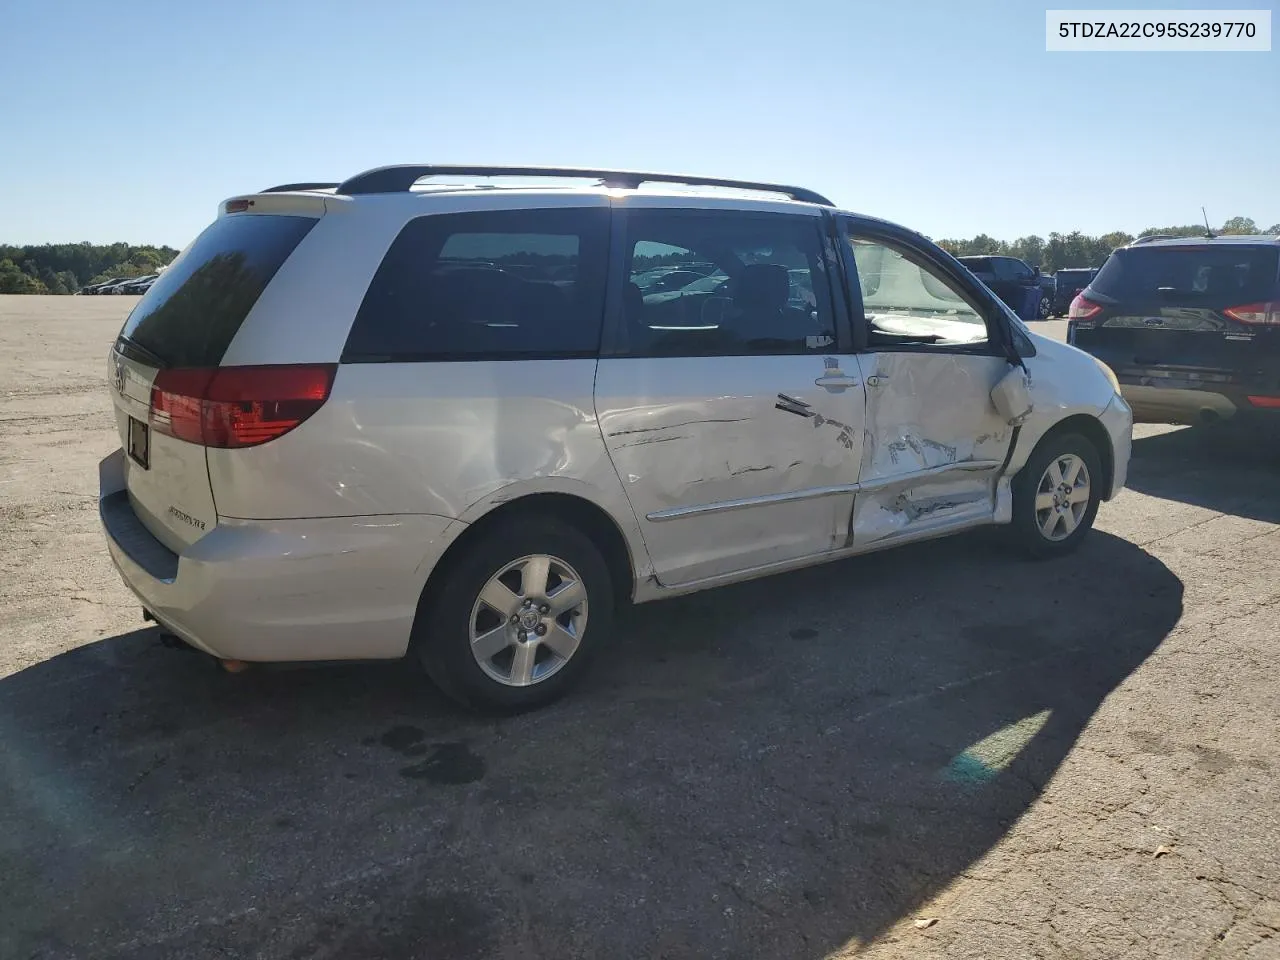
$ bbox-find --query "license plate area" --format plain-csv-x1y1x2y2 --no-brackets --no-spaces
128,416,150,469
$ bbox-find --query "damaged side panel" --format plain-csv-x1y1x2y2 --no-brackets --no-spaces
595,354,866,585
852,351,1015,544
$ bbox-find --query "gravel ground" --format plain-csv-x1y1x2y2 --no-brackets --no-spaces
1,295,1278,959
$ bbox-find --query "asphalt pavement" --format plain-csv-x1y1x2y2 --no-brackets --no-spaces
2,300,1278,959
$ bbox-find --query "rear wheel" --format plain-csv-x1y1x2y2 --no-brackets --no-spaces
414,517,613,712
1010,432,1102,558
1038,295,1053,319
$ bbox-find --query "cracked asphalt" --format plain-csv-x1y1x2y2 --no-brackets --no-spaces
2,295,1278,959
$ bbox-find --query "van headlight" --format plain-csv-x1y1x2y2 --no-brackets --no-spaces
1093,356,1121,394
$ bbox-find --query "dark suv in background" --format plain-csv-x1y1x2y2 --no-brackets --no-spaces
1050,267,1097,317
958,255,1052,320
1067,235,1280,424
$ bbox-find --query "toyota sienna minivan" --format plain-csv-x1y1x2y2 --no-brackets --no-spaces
100,164,1133,711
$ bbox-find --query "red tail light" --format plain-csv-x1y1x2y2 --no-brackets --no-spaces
150,364,337,448
1223,301,1280,325
1068,293,1102,321
1247,395,1280,408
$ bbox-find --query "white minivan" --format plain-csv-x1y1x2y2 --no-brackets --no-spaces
100,165,1132,711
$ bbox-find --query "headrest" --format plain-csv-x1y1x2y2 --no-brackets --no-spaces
733,264,790,309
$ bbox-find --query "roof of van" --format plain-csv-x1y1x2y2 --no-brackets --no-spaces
256,164,836,207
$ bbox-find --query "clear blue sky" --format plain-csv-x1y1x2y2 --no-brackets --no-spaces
2,0,1276,246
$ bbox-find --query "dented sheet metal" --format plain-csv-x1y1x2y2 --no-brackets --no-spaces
851,352,1016,543
594,354,865,586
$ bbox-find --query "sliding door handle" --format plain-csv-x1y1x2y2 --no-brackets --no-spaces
815,375,859,388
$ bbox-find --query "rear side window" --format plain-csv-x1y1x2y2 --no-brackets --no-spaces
344,207,609,361
617,209,834,358
121,214,317,367
1092,246,1280,304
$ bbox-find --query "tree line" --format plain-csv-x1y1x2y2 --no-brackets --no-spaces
0,242,180,295
937,216,1278,273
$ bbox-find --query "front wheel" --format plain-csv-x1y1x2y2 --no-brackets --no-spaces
1010,432,1102,558
414,517,614,712
1038,295,1053,319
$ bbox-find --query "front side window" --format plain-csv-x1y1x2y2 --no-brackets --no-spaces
344,207,608,361
618,210,835,357
849,235,990,348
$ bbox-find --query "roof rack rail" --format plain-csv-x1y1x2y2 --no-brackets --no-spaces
1131,234,1180,245
260,182,340,193
332,165,834,206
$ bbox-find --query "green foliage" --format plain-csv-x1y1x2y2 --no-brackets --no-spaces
941,217,1271,272
0,259,49,294
1219,216,1258,235
0,242,179,294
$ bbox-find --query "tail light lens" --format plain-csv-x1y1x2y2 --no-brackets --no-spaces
1223,301,1280,325
1068,293,1102,321
1247,395,1280,408
150,364,337,448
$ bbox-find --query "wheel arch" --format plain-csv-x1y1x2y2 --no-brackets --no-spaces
1023,413,1115,500
416,492,641,631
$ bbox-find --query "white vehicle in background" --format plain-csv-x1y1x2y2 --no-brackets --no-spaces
99,165,1132,712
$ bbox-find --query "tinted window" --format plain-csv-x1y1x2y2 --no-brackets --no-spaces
619,210,834,357
344,208,608,361
1091,246,1279,305
850,236,989,347
992,257,1032,281
120,214,317,367
959,257,993,275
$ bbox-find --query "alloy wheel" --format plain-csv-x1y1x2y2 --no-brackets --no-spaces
1034,453,1091,541
468,554,589,686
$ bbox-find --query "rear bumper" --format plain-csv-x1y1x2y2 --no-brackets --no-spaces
1117,375,1280,424
99,449,464,662
1098,393,1133,499
1069,324,1280,424
1118,384,1246,424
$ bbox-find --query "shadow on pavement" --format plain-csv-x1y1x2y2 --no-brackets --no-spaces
1,530,1180,959
1128,423,1280,524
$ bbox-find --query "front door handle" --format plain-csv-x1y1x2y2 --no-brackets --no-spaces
815,375,859,389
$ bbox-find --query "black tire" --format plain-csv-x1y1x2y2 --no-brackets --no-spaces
413,516,614,713
1038,296,1053,320
1010,432,1103,559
